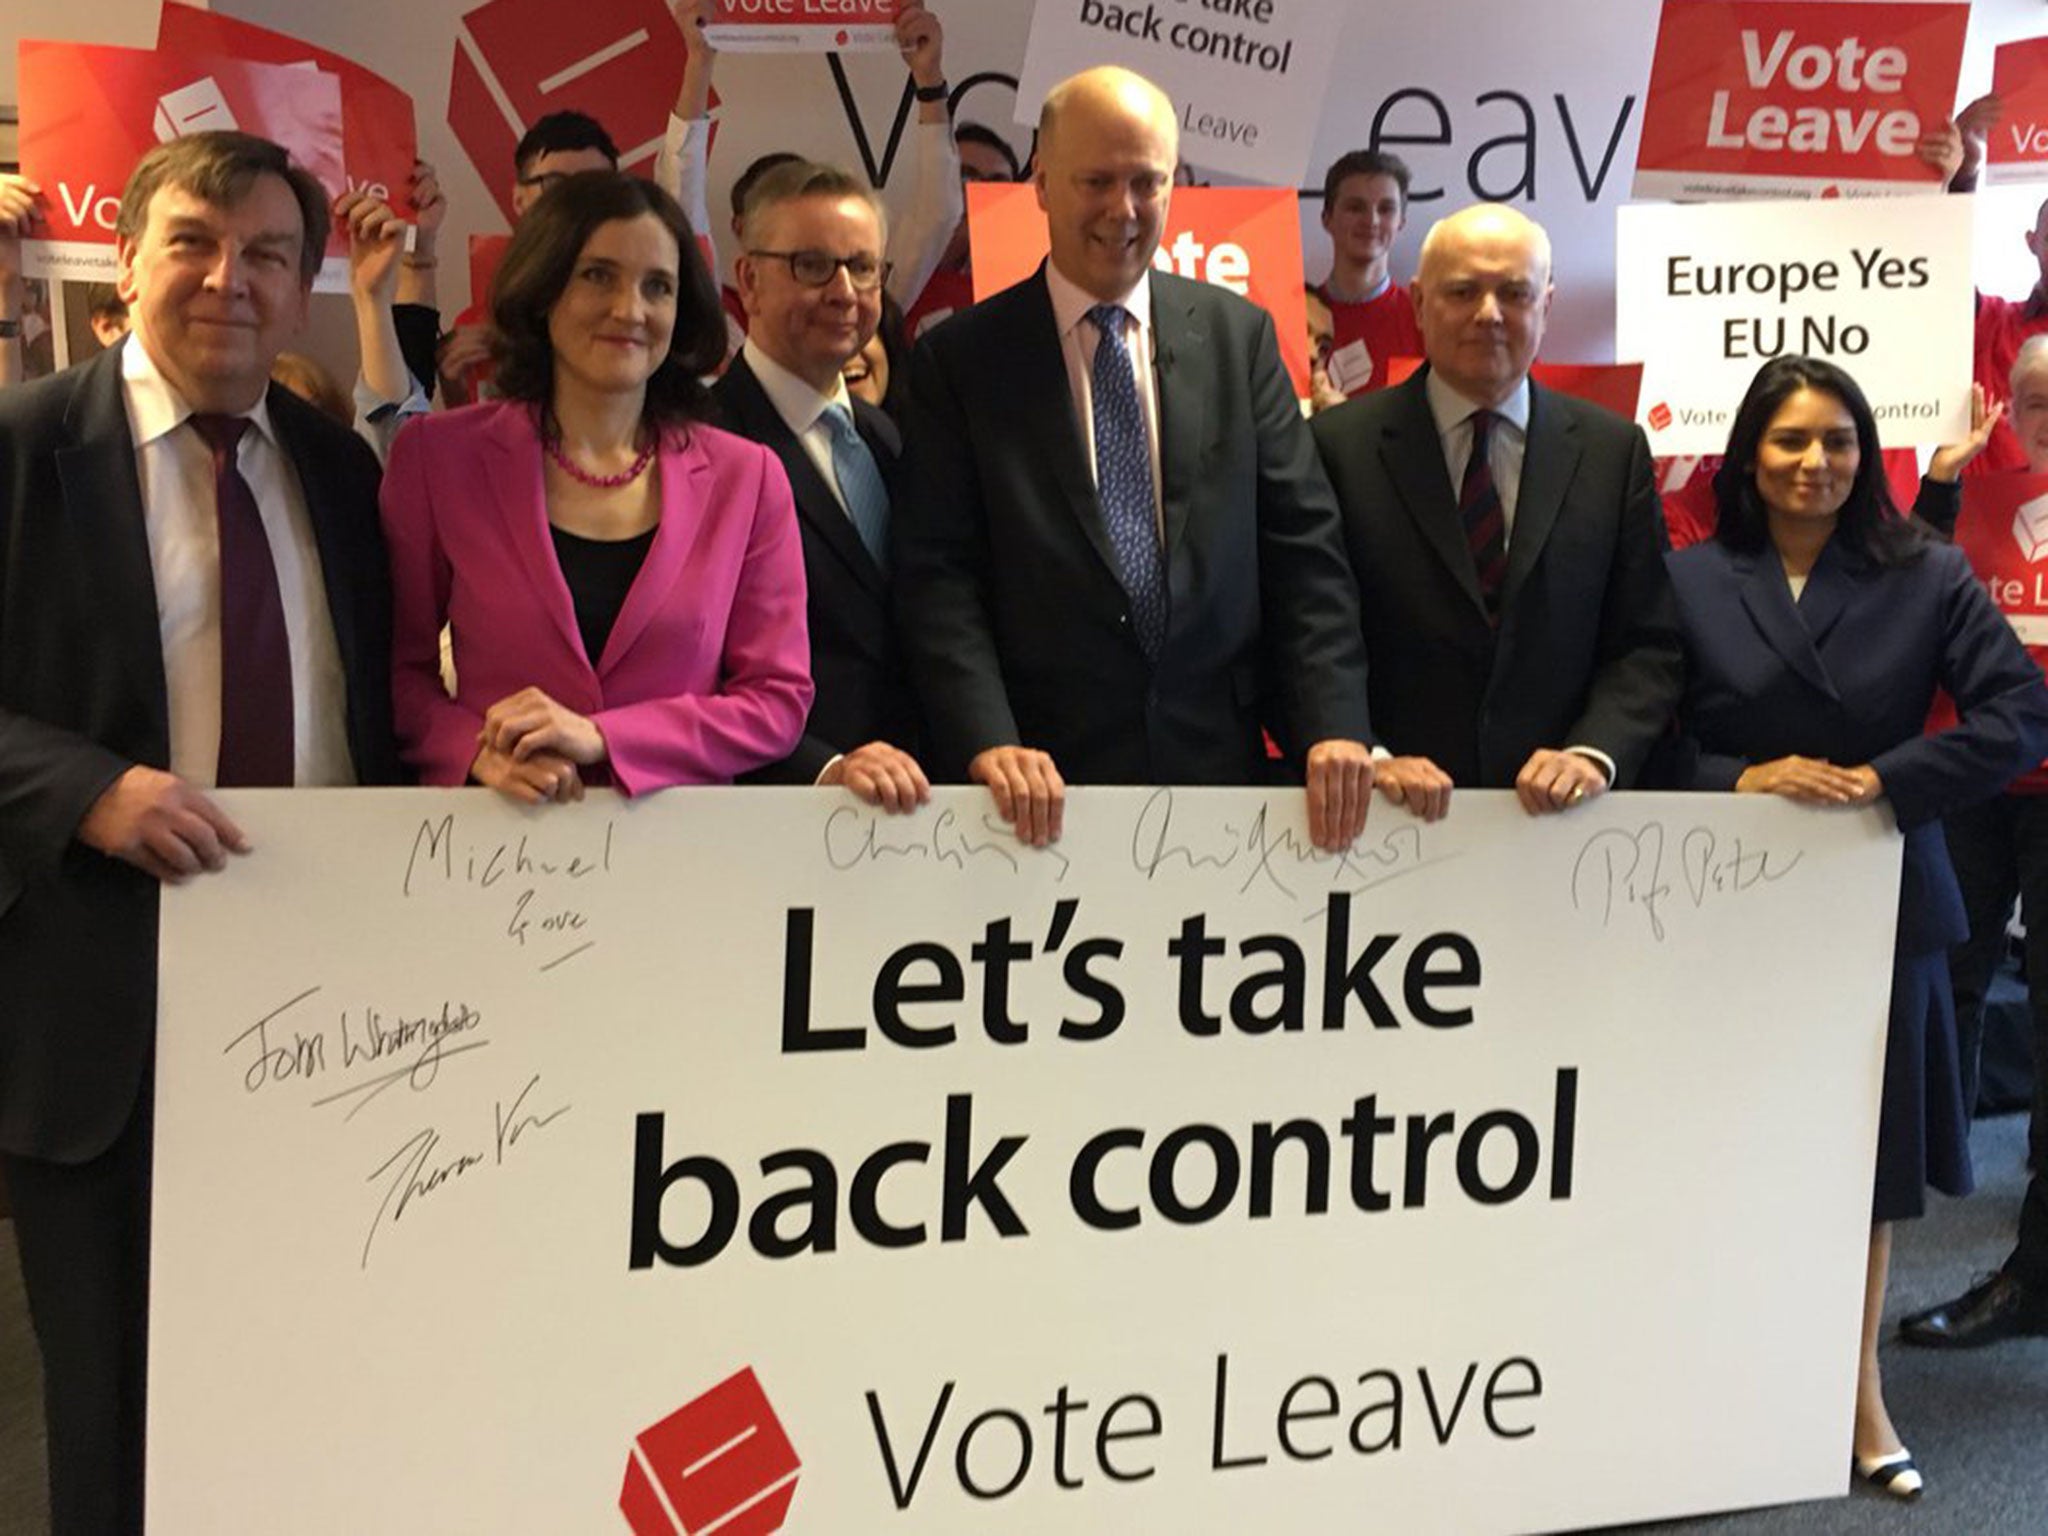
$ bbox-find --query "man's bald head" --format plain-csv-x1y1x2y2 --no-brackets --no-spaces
1033,66,1179,302
1411,202,1555,408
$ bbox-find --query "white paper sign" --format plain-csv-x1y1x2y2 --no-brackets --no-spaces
1014,0,1348,183
150,788,1898,1534
1615,194,1973,455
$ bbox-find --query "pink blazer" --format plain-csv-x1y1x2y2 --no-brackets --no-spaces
380,401,813,793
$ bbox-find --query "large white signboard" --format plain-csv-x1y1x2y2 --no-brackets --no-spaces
1616,193,1974,455
150,788,1899,1534
1014,0,1349,184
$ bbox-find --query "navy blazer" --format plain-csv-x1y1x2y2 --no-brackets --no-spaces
1666,534,2048,955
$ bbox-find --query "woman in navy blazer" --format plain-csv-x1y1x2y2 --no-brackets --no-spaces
1666,356,2048,1499
382,173,811,799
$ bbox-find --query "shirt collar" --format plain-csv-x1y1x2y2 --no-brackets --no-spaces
742,335,852,436
1424,367,1531,440
120,332,280,452
1045,259,1154,343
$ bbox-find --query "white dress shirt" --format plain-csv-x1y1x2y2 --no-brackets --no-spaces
740,336,863,518
121,336,356,787
1045,261,1166,539
1424,369,1531,537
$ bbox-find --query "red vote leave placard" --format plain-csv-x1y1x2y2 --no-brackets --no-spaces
967,182,1312,397
1632,0,1967,200
156,5,418,226
16,39,344,285
451,0,686,225
1988,38,2048,186
1932,473,2048,786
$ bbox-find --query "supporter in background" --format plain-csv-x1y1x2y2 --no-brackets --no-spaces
663,0,963,359
382,172,810,800
902,120,1021,342
0,172,43,386
715,160,927,806
1311,149,1423,397
1900,335,2048,1354
1663,355,2048,1500
83,284,130,349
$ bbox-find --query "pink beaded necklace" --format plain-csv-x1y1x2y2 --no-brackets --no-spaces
542,413,657,489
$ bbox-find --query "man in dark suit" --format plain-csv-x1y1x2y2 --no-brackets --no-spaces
1311,202,1681,821
0,132,398,1536
895,65,1372,849
712,160,926,809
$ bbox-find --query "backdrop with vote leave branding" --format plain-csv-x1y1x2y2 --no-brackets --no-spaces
149,787,1900,1534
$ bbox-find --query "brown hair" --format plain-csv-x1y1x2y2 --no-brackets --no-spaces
116,131,330,285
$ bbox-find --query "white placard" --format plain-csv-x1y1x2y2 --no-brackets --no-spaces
150,787,1897,1534
1615,194,1973,455
1014,0,1348,184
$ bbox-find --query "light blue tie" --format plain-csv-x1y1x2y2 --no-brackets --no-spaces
823,403,891,572
1088,303,1166,658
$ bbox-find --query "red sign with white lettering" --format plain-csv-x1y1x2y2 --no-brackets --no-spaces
1935,473,2048,786
156,7,418,227
1988,38,2048,186
16,39,345,285
1632,0,1967,200
966,182,1312,397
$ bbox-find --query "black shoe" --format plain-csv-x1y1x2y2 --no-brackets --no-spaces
1898,1270,2048,1348
1853,1451,1923,1501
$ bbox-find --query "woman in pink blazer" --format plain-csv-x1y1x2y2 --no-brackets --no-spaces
382,172,811,799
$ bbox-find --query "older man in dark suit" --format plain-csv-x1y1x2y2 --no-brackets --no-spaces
0,132,398,1535
713,160,927,809
1311,202,1681,822
895,65,1373,849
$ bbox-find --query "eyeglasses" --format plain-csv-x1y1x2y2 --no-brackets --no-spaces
747,249,889,291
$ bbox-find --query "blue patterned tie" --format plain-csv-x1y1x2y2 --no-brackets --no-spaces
823,403,891,572
1088,303,1166,657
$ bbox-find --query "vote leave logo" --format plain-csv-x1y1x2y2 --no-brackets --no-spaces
1647,402,1674,432
621,1368,802,1534
2011,494,2048,563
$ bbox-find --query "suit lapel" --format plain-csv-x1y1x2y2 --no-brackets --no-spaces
720,358,884,598
1735,548,1839,701
1502,382,1577,608
1151,281,1205,565
1379,371,1487,615
268,386,364,685
1794,535,1858,651
485,405,588,665
56,349,169,733
598,428,709,676
1013,274,1124,582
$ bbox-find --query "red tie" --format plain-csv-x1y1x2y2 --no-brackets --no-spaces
190,414,295,786
1461,409,1507,620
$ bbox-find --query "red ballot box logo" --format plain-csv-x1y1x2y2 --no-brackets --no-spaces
451,0,686,225
620,1368,800,1535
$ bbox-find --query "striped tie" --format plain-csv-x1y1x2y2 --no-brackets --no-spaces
1461,409,1507,620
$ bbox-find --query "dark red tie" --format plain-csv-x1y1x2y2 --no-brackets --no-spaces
1461,409,1507,620
190,414,294,786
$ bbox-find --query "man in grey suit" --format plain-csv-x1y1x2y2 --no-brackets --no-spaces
895,65,1373,849
0,133,398,1535
1311,203,1681,822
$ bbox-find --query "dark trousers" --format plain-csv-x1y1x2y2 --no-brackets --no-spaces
1,1092,151,1536
1942,793,2048,1166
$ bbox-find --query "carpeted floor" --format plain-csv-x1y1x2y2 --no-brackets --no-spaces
1,1117,2042,1535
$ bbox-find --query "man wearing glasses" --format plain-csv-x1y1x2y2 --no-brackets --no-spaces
714,161,929,810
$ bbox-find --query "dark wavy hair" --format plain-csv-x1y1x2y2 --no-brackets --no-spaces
490,173,725,428
1711,355,1926,568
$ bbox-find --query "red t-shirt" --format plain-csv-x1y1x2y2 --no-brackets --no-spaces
1969,288,2048,476
1316,281,1423,396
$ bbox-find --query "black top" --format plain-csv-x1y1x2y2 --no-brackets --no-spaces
550,523,656,667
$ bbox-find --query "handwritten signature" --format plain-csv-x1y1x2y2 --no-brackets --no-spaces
823,805,1071,881
1130,787,1450,902
1570,822,1804,941
225,989,492,1121
359,1075,570,1269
